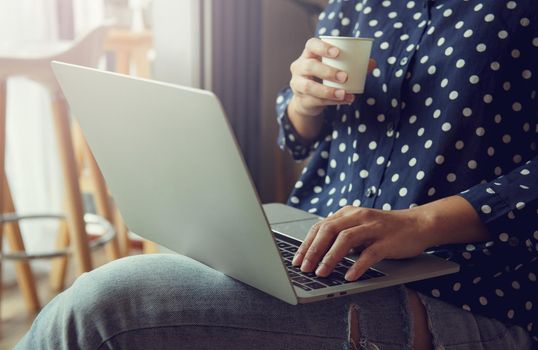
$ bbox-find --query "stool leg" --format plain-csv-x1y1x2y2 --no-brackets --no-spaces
46,119,87,291
114,208,130,256
0,80,6,318
48,117,88,290
2,176,40,313
48,219,69,292
143,241,159,254
51,96,92,274
0,81,40,313
73,121,121,259
83,141,121,259
115,50,131,75
0,223,3,319
133,48,151,78
72,118,86,177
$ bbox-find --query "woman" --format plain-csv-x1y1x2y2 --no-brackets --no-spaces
276,0,537,348
17,1,536,349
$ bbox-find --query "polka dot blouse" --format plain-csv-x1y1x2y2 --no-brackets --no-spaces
275,0,537,342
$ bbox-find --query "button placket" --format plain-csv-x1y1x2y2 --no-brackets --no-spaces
386,122,395,137
365,186,377,198
369,3,430,209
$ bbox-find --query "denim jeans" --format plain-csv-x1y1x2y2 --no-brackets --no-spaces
15,254,533,350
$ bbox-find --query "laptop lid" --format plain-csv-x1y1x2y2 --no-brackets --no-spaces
51,61,298,305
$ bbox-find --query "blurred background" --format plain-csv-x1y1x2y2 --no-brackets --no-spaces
0,0,327,348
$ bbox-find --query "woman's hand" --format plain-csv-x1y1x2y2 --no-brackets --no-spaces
292,206,431,281
292,196,491,281
287,38,376,141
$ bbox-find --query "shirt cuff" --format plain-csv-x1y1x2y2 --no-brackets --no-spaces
458,157,537,262
276,87,329,161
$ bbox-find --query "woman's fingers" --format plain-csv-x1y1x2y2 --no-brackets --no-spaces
345,244,386,281
303,37,340,59
315,224,375,277
300,210,363,272
299,220,341,272
290,76,348,102
288,37,376,117
368,58,377,73
295,94,355,115
292,207,351,266
292,221,322,266
292,58,348,84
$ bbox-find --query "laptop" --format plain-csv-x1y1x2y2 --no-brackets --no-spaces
51,61,459,305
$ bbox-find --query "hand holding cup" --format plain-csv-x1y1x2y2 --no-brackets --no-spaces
288,37,375,120
319,36,374,94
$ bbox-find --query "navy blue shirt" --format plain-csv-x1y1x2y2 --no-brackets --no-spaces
276,0,537,342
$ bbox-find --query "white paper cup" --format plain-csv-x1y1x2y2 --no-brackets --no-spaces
320,36,374,94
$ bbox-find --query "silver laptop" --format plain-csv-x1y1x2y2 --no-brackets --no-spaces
51,61,459,305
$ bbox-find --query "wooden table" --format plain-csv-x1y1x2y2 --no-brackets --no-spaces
104,28,153,78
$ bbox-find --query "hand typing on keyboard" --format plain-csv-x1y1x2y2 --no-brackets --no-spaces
291,196,490,281
276,237,384,291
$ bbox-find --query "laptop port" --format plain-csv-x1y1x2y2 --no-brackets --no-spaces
327,294,334,298
340,291,347,296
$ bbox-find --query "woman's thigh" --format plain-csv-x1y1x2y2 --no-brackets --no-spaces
15,254,533,350
16,254,411,350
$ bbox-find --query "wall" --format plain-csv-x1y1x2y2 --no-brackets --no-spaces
151,0,202,86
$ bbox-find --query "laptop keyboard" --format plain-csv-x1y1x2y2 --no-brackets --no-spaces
275,237,385,291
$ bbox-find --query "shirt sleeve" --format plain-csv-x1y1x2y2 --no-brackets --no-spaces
458,154,538,262
275,1,350,161
275,87,333,161
275,87,310,160
458,17,538,263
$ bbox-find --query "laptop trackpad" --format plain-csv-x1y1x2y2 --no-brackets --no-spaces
270,218,321,242
263,203,320,224
264,203,322,242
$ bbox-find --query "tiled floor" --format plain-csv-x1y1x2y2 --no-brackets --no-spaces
0,249,114,349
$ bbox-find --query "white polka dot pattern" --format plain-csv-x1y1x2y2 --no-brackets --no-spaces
275,0,537,341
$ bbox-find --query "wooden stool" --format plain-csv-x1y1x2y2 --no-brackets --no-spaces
0,25,121,314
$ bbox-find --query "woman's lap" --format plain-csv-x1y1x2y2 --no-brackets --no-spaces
15,254,533,350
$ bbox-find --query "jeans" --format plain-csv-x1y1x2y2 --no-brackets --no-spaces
15,254,534,350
